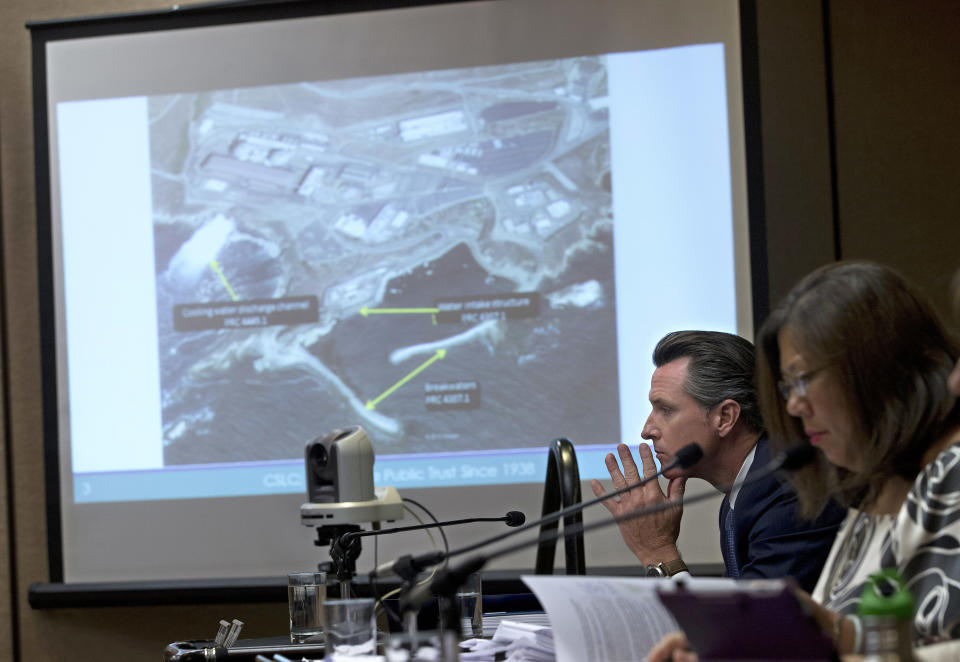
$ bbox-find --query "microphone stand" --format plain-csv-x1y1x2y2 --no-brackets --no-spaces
534,438,585,575
317,523,365,597
391,560,428,656
400,556,487,662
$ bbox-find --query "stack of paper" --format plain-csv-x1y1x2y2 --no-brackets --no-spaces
471,611,552,639
459,619,555,661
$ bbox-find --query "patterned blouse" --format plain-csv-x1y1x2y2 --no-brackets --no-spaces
812,441,960,658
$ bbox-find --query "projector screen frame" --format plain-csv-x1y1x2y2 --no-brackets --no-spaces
27,0,769,602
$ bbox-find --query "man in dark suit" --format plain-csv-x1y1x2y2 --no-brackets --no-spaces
589,330,845,591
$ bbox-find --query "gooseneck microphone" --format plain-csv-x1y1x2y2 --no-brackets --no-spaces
339,510,525,546
777,441,816,471
328,510,523,586
375,442,704,578
363,511,524,580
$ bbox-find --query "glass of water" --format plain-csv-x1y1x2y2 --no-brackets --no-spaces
288,571,327,643
456,572,483,638
323,598,377,656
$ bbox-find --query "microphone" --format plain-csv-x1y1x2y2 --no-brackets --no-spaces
778,441,815,471
364,511,525,580
340,510,525,546
504,510,526,527
389,442,704,576
670,442,706,468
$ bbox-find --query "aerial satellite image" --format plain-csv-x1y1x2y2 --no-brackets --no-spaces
149,55,621,465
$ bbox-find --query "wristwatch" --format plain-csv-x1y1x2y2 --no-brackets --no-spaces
645,558,688,577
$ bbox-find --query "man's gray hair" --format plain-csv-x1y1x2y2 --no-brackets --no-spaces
652,330,764,433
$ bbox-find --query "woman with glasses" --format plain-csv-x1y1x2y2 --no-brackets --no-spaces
650,262,960,661
753,261,960,659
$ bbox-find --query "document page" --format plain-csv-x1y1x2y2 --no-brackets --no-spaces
521,575,683,662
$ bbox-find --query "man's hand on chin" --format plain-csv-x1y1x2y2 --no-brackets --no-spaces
589,442,686,565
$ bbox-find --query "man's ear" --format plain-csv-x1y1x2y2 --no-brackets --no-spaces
712,399,741,437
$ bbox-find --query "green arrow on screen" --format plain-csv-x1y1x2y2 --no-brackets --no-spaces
209,260,239,301
360,306,439,317
365,349,447,410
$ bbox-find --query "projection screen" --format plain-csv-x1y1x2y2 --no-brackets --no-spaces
30,0,761,586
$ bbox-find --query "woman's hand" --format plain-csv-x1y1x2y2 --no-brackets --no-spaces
646,591,851,661
647,631,698,662
792,587,853,654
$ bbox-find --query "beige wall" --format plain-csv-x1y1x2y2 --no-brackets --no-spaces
828,0,960,313
753,0,836,304
755,0,959,314
1,0,957,659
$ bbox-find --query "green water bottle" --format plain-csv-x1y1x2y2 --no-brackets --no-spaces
857,568,914,661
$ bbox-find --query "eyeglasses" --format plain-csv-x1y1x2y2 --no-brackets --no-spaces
777,367,826,401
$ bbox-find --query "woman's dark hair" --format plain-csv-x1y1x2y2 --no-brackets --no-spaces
756,261,960,517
